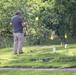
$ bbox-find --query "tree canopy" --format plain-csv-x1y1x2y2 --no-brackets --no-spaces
0,0,76,47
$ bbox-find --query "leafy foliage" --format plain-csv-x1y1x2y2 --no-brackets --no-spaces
0,0,76,47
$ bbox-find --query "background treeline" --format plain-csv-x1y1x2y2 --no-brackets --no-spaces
0,0,76,48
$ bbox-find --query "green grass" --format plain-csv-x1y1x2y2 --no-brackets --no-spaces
0,44,76,68
0,70,76,75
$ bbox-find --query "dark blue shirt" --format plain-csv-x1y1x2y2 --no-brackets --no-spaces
11,16,23,33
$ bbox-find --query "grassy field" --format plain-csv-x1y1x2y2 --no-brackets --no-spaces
0,70,76,75
0,44,76,68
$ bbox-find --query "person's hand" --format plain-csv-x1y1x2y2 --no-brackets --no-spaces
24,22,27,25
10,22,13,27
22,22,27,27
10,22,12,25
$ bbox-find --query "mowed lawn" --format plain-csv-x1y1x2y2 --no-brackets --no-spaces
0,70,76,75
0,44,76,68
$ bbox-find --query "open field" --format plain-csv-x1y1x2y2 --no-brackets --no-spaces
0,70,76,75
0,44,76,68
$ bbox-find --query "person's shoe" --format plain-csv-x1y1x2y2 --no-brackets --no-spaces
19,52,24,54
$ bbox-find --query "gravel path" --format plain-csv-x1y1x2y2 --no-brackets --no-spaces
0,68,76,72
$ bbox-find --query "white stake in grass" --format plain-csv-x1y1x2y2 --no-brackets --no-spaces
65,44,67,48
53,47,56,52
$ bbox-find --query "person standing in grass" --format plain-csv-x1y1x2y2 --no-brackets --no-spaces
10,10,27,55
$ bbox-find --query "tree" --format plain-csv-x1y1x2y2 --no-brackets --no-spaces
0,0,76,47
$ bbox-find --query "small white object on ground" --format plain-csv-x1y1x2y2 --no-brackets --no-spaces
53,47,56,52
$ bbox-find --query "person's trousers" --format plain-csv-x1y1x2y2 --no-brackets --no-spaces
13,33,24,54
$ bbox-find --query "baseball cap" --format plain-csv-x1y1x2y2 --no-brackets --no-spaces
16,10,21,14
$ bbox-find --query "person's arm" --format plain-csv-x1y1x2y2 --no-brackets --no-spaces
10,18,13,27
21,22,27,27
10,22,13,27
20,17,27,27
